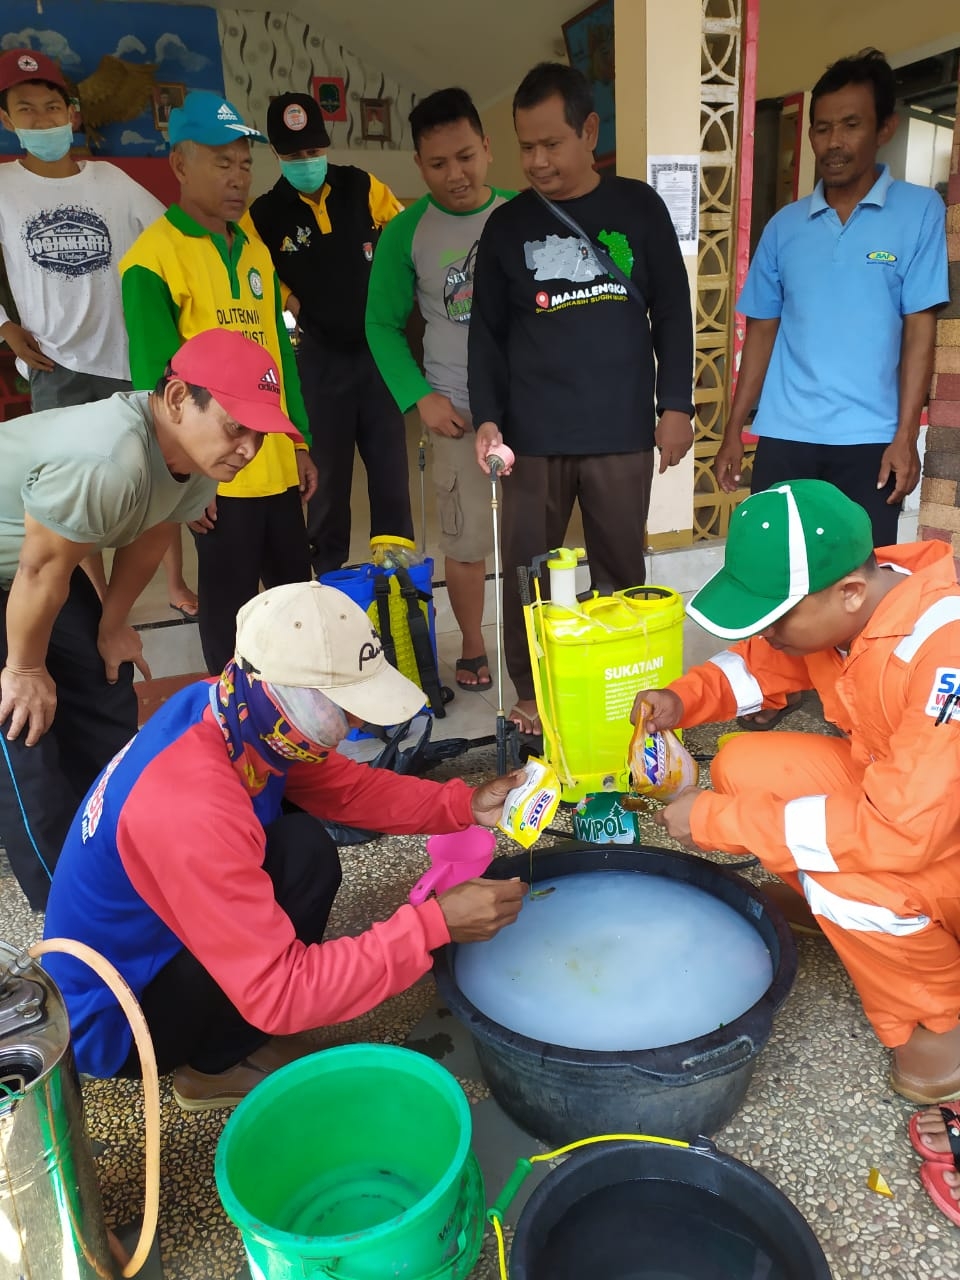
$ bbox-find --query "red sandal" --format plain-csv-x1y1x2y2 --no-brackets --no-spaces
918,1106,960,1226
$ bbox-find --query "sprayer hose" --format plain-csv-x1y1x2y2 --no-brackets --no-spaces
28,939,160,1279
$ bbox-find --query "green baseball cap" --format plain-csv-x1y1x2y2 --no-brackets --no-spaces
687,480,875,640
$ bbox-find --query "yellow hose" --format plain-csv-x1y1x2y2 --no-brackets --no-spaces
28,939,160,1278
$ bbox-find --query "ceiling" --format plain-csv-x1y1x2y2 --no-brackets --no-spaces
139,0,578,105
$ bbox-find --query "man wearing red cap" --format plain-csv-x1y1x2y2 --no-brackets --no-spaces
120,91,317,674
0,49,197,607
0,329,299,910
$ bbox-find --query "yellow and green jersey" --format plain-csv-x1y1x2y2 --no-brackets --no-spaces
120,205,310,499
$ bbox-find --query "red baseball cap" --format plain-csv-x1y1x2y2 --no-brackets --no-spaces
169,330,303,440
0,49,68,95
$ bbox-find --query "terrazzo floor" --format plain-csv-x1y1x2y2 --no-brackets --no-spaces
1,703,958,1278
0,414,946,1277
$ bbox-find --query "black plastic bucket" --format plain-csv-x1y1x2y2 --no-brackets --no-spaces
508,1138,832,1279
433,844,797,1145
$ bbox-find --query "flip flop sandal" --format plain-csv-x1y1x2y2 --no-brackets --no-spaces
455,655,492,691
920,1161,960,1226
736,700,803,732
919,1106,960,1226
170,600,199,620
911,1106,960,1165
508,705,542,736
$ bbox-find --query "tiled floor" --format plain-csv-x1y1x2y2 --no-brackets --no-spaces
0,418,947,1279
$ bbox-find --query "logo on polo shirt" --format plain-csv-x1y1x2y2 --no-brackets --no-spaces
258,367,280,394
24,206,112,277
866,250,897,264
247,267,264,297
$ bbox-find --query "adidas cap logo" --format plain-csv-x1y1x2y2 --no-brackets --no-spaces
217,103,239,121
258,367,280,394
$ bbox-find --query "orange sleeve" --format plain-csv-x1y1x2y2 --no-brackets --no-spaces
669,638,810,727
691,629,960,877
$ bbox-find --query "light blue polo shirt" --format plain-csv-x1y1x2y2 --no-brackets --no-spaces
739,165,948,445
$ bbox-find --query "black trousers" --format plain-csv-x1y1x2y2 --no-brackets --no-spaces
502,452,655,702
297,331,413,576
0,571,138,910
119,812,341,1077
192,487,311,675
751,437,901,547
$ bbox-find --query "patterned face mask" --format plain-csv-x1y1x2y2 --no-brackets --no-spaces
264,681,349,749
211,660,332,796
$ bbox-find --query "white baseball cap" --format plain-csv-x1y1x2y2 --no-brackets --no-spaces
234,583,426,725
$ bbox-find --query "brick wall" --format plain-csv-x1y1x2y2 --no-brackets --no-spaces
920,84,960,554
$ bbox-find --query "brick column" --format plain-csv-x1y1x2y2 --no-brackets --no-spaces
920,83,960,553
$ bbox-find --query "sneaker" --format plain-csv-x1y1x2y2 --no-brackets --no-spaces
172,1034,318,1112
172,1058,273,1113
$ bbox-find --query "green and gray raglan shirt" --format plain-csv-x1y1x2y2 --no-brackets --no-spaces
365,187,515,413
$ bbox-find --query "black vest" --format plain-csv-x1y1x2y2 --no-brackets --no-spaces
249,165,379,349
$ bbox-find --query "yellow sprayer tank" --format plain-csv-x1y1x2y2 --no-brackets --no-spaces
528,583,684,802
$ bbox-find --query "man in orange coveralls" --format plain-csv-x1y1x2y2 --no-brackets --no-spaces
633,479,960,1224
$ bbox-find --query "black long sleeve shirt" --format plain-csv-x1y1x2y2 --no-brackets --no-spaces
468,177,695,456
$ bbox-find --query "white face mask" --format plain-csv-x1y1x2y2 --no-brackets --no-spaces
265,682,349,748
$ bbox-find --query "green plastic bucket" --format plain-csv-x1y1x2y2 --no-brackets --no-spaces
214,1044,484,1280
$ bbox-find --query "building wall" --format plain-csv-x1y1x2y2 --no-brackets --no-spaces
757,1,959,100
921,86,960,557
218,7,426,200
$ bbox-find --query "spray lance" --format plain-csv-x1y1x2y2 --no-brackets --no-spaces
484,442,520,776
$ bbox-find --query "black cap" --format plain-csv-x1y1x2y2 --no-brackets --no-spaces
266,92,330,154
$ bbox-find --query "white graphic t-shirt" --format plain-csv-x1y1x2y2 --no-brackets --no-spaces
0,159,165,380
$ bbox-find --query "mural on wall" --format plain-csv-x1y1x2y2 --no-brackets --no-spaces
219,9,418,151
563,0,615,163
0,1,223,156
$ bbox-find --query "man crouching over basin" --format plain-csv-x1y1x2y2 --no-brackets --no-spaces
631,479,960,1227
44,582,526,1110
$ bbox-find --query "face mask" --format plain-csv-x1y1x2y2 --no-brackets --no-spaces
265,681,348,748
16,123,73,163
280,155,328,194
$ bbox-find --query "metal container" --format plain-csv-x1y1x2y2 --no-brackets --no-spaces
0,939,112,1279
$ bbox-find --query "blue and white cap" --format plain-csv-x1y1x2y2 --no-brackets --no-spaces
168,91,267,146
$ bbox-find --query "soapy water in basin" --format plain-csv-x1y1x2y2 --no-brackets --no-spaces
454,872,773,1051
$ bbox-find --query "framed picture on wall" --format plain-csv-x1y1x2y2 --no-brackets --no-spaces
360,97,391,142
562,0,616,163
153,82,186,133
310,76,348,123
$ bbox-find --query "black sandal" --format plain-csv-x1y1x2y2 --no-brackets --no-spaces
455,655,492,691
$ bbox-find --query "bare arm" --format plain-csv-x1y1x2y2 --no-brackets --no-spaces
877,309,938,505
0,516,94,744
714,317,780,492
95,524,184,683
100,522,177,631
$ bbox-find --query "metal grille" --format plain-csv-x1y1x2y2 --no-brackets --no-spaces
694,0,755,539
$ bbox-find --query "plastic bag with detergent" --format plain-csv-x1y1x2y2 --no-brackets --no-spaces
497,757,561,849
572,792,641,845
627,701,699,802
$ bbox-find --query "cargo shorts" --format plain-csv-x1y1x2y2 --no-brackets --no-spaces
431,412,494,563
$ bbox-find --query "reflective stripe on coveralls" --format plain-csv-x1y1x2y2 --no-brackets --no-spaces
707,650,764,716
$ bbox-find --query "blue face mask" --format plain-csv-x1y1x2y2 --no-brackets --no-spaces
16,123,74,163
280,155,328,194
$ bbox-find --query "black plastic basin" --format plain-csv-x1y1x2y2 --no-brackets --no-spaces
509,1137,831,1279
433,843,797,1145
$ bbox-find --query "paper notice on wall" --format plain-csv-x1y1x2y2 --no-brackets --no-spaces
647,155,700,256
